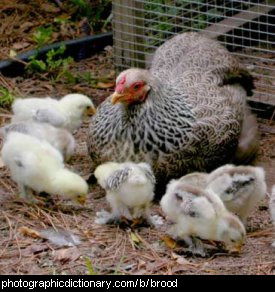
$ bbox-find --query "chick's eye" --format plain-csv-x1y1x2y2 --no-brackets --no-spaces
175,193,182,201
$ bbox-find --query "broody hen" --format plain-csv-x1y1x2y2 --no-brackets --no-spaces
1,121,76,161
12,93,96,132
1,132,88,204
160,179,246,254
88,32,256,193
94,162,159,225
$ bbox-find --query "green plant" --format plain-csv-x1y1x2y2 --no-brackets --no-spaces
0,86,14,107
85,257,98,275
33,26,53,48
26,44,74,79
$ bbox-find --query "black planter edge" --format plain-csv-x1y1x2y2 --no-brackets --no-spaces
0,32,113,77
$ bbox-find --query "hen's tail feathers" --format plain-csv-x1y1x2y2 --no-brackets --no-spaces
233,111,259,164
224,69,255,97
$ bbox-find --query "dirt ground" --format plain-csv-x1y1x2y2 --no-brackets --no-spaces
0,1,274,274
0,50,274,274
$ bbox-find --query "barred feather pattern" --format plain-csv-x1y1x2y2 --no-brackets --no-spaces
105,167,131,190
88,32,251,184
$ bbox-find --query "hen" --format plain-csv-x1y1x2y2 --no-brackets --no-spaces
88,32,255,194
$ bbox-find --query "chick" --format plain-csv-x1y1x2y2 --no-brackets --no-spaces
94,162,159,225
270,186,275,247
160,179,246,255
206,164,266,224
1,121,75,161
1,132,88,204
179,172,208,188
12,93,96,132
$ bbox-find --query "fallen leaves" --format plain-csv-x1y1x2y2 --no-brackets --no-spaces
19,226,42,239
53,247,81,264
21,243,49,257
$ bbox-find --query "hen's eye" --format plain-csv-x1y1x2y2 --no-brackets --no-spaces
133,84,141,91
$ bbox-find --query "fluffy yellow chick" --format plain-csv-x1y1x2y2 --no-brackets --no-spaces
1,121,75,161
1,132,88,204
94,161,159,225
12,93,96,132
160,179,246,255
206,165,266,224
270,185,275,247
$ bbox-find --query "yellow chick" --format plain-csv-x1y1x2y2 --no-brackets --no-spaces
206,165,266,224
160,179,246,255
12,93,96,132
270,185,275,247
1,121,75,161
1,132,88,204
94,161,158,225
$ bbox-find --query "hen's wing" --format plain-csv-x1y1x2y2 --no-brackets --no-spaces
150,32,254,96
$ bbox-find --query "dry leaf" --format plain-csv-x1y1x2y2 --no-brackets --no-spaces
96,81,115,89
41,3,60,13
19,226,42,239
12,42,30,50
161,235,178,249
171,252,192,265
130,231,142,245
22,243,49,257
53,247,81,264
9,49,17,58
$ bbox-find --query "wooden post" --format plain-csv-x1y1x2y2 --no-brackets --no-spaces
113,0,145,70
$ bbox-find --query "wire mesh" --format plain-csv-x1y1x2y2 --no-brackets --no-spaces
112,0,275,106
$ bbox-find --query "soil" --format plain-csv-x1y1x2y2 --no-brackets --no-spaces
0,1,274,276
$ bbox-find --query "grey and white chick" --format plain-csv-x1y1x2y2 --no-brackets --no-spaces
12,93,96,132
94,162,160,226
1,121,75,161
160,179,246,255
178,165,266,224
206,165,266,224
270,185,275,247
1,132,88,204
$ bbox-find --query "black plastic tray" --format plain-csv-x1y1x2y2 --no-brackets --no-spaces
0,32,113,77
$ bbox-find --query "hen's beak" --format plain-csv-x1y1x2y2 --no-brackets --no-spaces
86,106,96,116
75,195,86,205
110,92,127,104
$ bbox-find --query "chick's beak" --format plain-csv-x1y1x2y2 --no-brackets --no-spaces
110,92,128,104
75,195,86,205
86,106,96,116
229,241,244,253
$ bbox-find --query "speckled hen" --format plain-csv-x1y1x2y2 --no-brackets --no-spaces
87,32,255,193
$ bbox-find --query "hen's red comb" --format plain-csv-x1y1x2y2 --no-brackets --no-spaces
115,75,126,93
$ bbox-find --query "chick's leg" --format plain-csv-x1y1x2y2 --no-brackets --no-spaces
185,236,206,257
95,194,132,224
17,184,39,204
143,206,163,228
